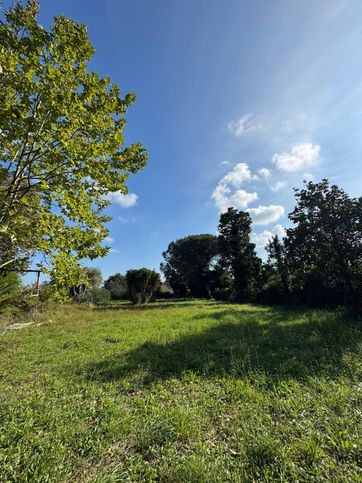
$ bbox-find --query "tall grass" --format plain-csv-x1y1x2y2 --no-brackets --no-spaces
0,300,361,481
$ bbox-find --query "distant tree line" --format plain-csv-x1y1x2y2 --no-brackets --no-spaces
2,179,359,310
161,180,362,311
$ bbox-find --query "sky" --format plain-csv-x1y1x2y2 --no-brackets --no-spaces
5,0,362,281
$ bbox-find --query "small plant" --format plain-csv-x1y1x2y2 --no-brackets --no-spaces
126,268,161,304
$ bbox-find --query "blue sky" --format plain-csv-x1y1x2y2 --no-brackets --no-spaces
8,0,362,280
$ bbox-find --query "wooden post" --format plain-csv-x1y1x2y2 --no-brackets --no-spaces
36,270,41,296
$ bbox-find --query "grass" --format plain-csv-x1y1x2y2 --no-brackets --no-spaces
0,300,361,482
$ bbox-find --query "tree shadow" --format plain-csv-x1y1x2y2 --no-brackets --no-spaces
94,300,230,311
84,306,361,385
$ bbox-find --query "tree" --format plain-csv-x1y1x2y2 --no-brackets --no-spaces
161,234,219,298
218,208,261,301
104,273,127,300
266,234,289,297
126,268,161,304
285,179,362,309
69,266,102,301
0,1,147,298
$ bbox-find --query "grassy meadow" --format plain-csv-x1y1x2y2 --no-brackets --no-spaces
0,300,361,482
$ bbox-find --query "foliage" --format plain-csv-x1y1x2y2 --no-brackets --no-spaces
126,268,161,304
84,267,102,289
257,275,286,305
0,270,21,308
156,282,174,299
0,300,360,481
69,266,102,302
218,208,261,301
0,1,147,296
91,287,111,305
161,234,219,298
285,179,362,310
266,234,289,297
104,272,127,300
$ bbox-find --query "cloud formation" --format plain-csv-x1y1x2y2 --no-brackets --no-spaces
212,184,258,212
248,205,285,225
221,162,258,186
212,162,258,212
271,181,287,192
228,114,261,136
107,191,138,208
258,167,272,180
272,143,320,172
252,224,286,248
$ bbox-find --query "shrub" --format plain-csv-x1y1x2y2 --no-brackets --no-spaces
257,276,286,305
126,268,161,304
91,288,111,305
0,271,21,309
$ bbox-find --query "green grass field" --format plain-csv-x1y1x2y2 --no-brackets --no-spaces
0,301,361,482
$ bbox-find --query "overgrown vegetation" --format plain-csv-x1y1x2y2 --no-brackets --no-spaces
0,300,360,481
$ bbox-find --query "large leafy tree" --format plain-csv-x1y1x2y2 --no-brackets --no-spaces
104,273,127,300
218,208,261,301
285,179,362,309
266,234,289,296
161,234,219,298
0,1,147,296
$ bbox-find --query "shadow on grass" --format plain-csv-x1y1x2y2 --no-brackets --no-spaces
95,300,230,311
85,306,361,384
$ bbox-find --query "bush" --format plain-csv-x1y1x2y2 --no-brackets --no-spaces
257,276,286,305
126,268,161,304
0,271,21,309
91,288,111,305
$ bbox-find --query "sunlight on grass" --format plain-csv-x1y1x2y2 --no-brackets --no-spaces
0,301,361,481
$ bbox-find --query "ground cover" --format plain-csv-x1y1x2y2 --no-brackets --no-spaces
0,300,361,481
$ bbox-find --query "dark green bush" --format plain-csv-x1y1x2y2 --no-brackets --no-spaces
126,268,161,304
257,276,286,305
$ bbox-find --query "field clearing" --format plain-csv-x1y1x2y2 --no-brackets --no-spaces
0,300,361,482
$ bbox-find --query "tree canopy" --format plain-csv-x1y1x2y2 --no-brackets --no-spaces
161,234,219,298
285,179,362,309
104,273,127,300
218,208,261,301
0,1,147,297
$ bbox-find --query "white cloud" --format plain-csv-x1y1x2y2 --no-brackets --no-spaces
104,236,114,244
258,167,272,180
271,181,287,192
221,162,258,187
211,162,259,212
109,248,120,254
228,113,262,136
220,160,231,166
248,205,285,225
252,224,286,248
107,191,138,208
212,184,258,212
272,143,320,172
